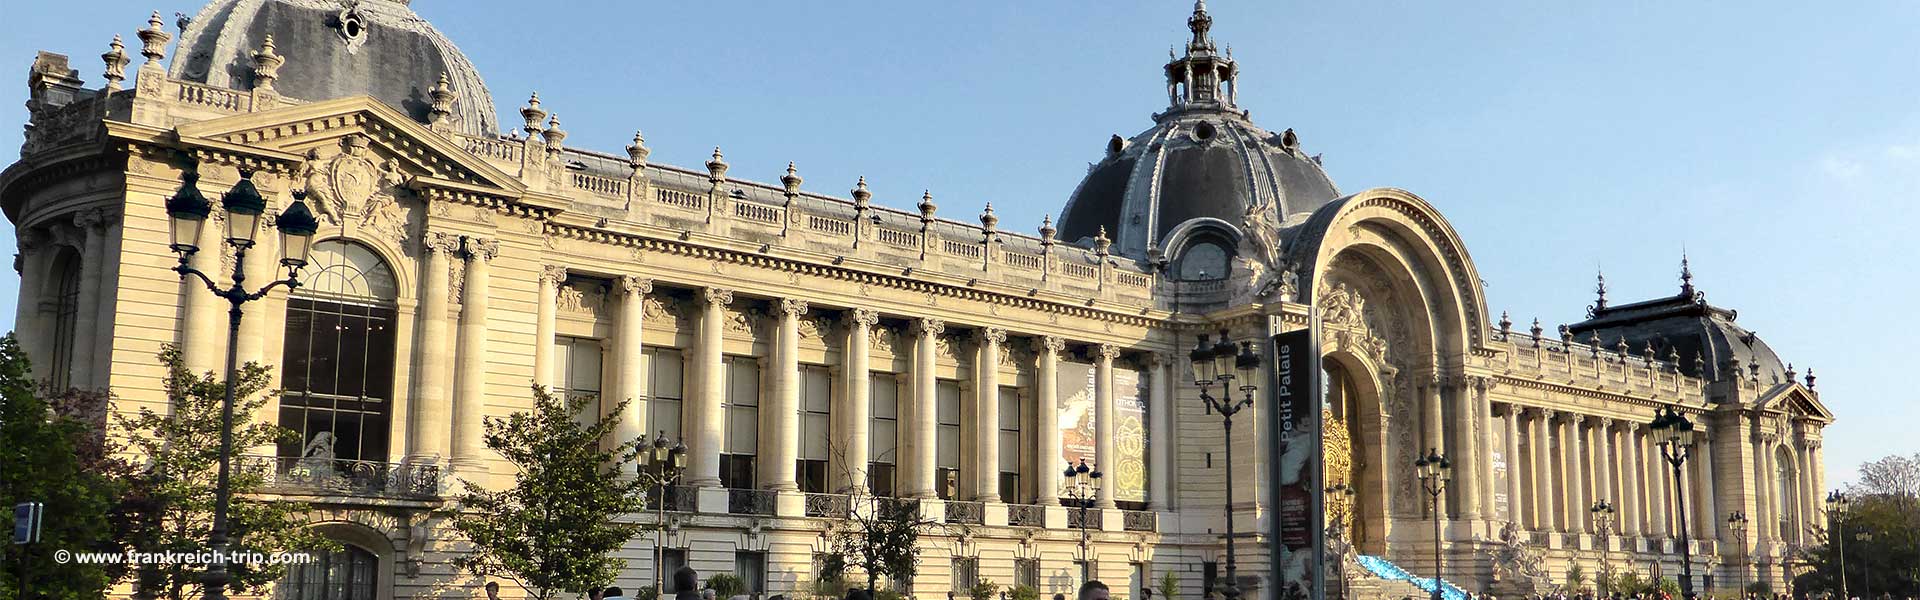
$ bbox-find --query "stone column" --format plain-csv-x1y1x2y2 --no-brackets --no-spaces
1761,435,1779,540
1531,408,1556,530
1751,432,1771,543
1503,404,1523,526
908,317,943,499
1474,378,1497,521
12,231,47,376
762,298,806,491
973,327,1006,502
1450,378,1482,519
1567,414,1589,534
1422,375,1447,516
1036,336,1065,505
1149,353,1174,510
687,287,732,488
1094,344,1119,509
1648,432,1670,537
71,211,108,387
837,309,878,493
450,238,496,473
1697,438,1719,541
179,207,223,378
613,276,651,452
1807,440,1826,534
1620,424,1642,536
532,265,565,389
234,222,274,371
407,233,457,464
1593,418,1614,513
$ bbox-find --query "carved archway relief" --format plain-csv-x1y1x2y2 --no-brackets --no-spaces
1319,346,1393,556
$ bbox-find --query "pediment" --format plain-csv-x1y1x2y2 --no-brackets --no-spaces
173,96,526,199
1753,383,1834,422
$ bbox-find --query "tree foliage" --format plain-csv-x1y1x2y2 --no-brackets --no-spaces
1855,453,1920,502
112,345,331,600
817,441,946,594
0,335,125,600
1792,486,1920,599
440,386,649,600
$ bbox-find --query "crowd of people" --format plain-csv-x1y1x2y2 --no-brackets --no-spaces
1451,593,1913,600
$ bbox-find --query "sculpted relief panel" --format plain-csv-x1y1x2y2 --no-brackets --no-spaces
1320,253,1427,515
297,134,414,247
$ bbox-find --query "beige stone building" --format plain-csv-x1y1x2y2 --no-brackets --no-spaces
1,1,1835,599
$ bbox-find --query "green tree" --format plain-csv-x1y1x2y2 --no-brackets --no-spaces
1563,562,1587,594
0,335,125,599
1792,490,1920,598
1158,571,1180,600
818,442,945,593
706,573,747,599
440,386,649,600
969,578,998,600
111,345,331,600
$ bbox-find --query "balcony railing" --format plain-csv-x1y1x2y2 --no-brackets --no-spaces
945,501,984,525
805,493,850,518
875,497,921,520
644,485,699,512
1122,510,1157,532
1007,504,1044,528
245,455,440,500
1067,507,1101,530
728,489,776,516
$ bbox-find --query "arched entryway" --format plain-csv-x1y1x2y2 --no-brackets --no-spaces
1322,349,1393,555
276,543,378,600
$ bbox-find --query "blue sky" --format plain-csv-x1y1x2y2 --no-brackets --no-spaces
3,1,1915,486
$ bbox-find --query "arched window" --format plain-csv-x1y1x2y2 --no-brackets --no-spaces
1775,448,1798,538
46,247,82,390
1175,237,1233,281
277,543,377,600
279,241,399,465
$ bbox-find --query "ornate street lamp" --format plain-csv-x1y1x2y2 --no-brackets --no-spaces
1826,491,1850,600
1326,483,1359,600
165,171,319,600
1649,405,1698,599
639,431,687,596
1591,500,1616,596
1415,449,1452,600
1191,331,1260,600
1726,511,1750,597
1855,531,1873,600
1064,459,1102,582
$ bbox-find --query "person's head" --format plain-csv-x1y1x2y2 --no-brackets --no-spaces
1079,580,1110,600
673,567,700,593
486,582,501,599
703,589,717,600
606,587,625,599
1055,594,1068,600
591,589,605,600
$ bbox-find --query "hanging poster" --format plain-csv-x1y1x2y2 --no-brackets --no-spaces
1269,328,1323,600
1055,361,1149,502
1057,361,1096,487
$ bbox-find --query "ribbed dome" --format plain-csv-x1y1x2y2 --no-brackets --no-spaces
169,0,497,136
1568,273,1793,386
1054,2,1339,261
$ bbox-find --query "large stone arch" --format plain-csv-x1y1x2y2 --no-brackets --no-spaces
1320,344,1394,555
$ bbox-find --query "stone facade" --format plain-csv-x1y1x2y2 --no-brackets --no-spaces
0,2,1833,600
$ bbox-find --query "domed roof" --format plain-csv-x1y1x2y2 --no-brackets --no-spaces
1055,2,1339,259
169,0,497,136
1566,265,1794,386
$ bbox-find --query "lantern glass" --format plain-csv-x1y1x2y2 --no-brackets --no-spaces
225,205,263,246
1191,335,1216,383
1211,333,1236,381
170,213,206,253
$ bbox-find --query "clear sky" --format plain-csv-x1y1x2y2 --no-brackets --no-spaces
3,1,1915,486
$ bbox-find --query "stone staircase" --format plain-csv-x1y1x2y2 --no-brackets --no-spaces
1351,555,1469,600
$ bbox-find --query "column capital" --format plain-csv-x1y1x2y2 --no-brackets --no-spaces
1553,410,1580,424
702,287,734,306
849,307,880,327
1595,416,1615,429
461,237,500,261
775,298,810,317
1036,335,1066,354
1534,407,1557,421
1147,351,1175,369
423,231,462,255
1469,374,1499,392
912,317,944,337
618,275,653,296
1096,343,1122,361
539,264,568,286
16,228,48,252
72,207,119,230
974,327,1006,346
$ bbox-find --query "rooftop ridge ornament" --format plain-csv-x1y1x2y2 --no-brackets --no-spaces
979,202,999,235
137,10,170,67
541,114,565,154
917,190,937,221
1040,214,1057,245
1680,253,1697,299
519,92,545,135
625,130,650,169
850,176,871,210
781,162,803,201
251,35,283,94
101,34,130,91
1587,270,1609,317
1187,0,1214,51
705,147,728,183
426,72,457,129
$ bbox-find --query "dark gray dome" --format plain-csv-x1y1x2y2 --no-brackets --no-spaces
1055,2,1339,260
170,0,497,136
1568,285,1792,385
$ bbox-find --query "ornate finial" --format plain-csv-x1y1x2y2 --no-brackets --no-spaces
1643,340,1657,360
1588,332,1602,357
1680,253,1696,298
1804,368,1816,390
101,35,130,91
1749,361,1761,381
519,92,545,135
1498,311,1512,336
1693,352,1706,376
781,162,803,201
1666,345,1679,364
251,35,283,93
625,130,650,169
541,114,566,152
426,72,457,128
1094,226,1112,256
1592,270,1609,312
706,147,729,183
851,176,871,210
1040,214,1057,245
1187,0,1214,51
1785,363,1797,383
137,10,171,66
1559,324,1572,344
1529,317,1543,338
979,202,999,234
917,190,937,221
1615,336,1630,356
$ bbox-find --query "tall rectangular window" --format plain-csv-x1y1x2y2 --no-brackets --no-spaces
644,348,684,443
997,386,1023,503
661,549,689,593
1014,558,1040,589
721,356,760,489
869,373,899,496
935,379,962,500
797,365,833,492
552,336,603,424
278,297,398,463
951,557,979,590
1129,562,1149,600
736,551,768,595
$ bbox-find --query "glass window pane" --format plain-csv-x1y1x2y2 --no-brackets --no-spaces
938,424,959,468
648,348,684,400
552,340,572,393
871,374,896,418
728,405,758,454
936,380,961,423
801,412,830,460
569,339,603,394
871,419,896,462
802,367,832,412
1000,431,1021,472
650,399,682,441
729,358,759,407
998,387,1021,430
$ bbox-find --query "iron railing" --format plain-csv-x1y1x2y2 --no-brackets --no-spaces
728,489,776,516
1122,510,1157,532
945,501,984,525
805,493,850,518
644,485,699,512
1007,504,1044,528
1067,507,1101,530
875,497,921,520
246,455,441,499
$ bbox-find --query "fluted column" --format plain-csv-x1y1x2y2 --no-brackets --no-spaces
1751,432,1771,543
908,318,943,499
1620,424,1642,536
407,233,457,464
1094,343,1119,509
1450,378,1482,519
1036,336,1065,505
1531,408,1556,530
687,287,732,488
450,238,496,473
761,298,806,491
179,207,223,377
1422,375,1447,516
1593,418,1614,513
1697,437,1719,540
1805,440,1824,537
1473,378,1497,521
1149,353,1173,510
1648,431,1670,537
837,309,877,493
1502,404,1523,525
1563,414,1588,534
613,276,651,456
1761,435,1780,540
973,327,1006,502
12,231,48,377
532,265,565,389
72,210,108,387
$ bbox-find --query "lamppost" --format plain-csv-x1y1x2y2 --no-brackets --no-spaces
1592,500,1616,596
639,431,687,596
1414,449,1452,600
164,171,320,600
1190,331,1260,600
1825,491,1849,600
1649,405,1698,599
1727,511,1750,598
1855,531,1872,600
1063,459,1102,582
1326,483,1359,600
